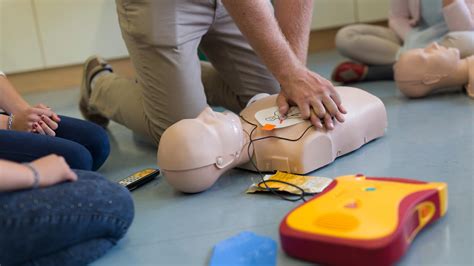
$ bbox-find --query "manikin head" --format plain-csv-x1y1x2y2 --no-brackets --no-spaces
157,107,244,193
394,42,462,97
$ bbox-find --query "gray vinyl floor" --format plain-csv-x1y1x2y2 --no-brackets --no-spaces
24,51,474,265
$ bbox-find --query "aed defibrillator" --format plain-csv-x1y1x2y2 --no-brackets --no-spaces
280,174,447,266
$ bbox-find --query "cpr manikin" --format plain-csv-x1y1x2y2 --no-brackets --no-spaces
158,87,387,193
394,42,474,98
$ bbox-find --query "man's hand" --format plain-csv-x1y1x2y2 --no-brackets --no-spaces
277,67,346,130
222,0,346,130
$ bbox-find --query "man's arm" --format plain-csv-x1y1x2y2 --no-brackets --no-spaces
274,0,313,64
222,0,345,129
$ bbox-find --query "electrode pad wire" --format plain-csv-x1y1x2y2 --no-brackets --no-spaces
240,115,314,202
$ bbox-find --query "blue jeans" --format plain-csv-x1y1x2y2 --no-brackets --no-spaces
0,170,134,266
0,116,110,171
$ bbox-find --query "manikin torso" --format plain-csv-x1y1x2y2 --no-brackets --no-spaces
238,87,387,174
158,87,387,193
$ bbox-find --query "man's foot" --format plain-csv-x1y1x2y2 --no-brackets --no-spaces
80,55,113,128
331,61,368,84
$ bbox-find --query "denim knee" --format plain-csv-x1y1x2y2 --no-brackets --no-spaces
75,170,135,237
86,125,110,171
63,145,94,171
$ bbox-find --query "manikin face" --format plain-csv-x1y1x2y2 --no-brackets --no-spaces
157,107,244,171
395,43,460,84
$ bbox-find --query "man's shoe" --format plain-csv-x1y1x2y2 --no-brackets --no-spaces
331,61,368,84
79,55,113,128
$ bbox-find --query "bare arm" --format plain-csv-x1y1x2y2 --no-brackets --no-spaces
222,0,345,130
0,75,30,114
274,0,313,64
0,155,77,192
0,160,36,191
0,75,60,134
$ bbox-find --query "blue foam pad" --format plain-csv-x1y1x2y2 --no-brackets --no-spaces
209,231,277,266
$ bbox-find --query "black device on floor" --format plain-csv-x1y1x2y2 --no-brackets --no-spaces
118,168,160,191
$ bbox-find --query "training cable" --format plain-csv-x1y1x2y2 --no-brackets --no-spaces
240,115,314,202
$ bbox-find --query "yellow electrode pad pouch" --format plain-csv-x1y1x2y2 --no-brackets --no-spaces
246,171,332,195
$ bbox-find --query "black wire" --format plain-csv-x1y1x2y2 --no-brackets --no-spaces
240,115,314,202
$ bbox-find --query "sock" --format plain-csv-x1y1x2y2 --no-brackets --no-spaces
364,64,394,81
90,67,112,90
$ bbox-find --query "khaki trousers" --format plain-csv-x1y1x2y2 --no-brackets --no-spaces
89,0,279,144
335,24,474,65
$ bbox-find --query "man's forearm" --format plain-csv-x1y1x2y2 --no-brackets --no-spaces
222,0,304,86
274,0,313,64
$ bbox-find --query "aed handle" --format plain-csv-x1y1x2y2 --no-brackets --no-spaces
406,201,436,243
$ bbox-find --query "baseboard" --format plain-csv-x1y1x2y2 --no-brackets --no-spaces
10,58,136,95
12,20,387,95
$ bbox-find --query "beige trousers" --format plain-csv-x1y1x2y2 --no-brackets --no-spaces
89,0,279,144
335,24,474,65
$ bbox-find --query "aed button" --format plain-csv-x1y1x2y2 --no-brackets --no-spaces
343,199,360,209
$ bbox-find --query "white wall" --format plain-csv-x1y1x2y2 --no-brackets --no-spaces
311,0,390,29
356,0,391,23
33,0,128,68
0,0,44,73
312,0,356,30
2,0,390,74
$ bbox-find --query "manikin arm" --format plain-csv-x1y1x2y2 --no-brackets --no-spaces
221,0,346,130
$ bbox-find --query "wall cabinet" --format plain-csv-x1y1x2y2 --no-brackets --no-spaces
33,0,128,68
311,0,390,30
2,0,390,74
356,0,391,23
312,0,357,30
0,0,44,73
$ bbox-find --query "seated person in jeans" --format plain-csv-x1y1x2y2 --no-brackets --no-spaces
0,154,134,265
0,71,109,170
